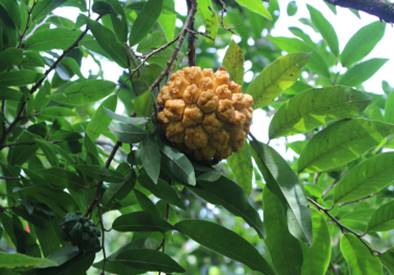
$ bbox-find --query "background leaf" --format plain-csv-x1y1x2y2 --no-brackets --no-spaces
25,28,81,50
130,0,164,45
139,136,161,184
0,252,57,269
51,79,116,106
340,234,382,275
94,248,185,273
190,176,264,237
298,119,394,172
367,200,394,232
251,140,312,244
88,19,129,68
112,211,172,232
87,94,117,140
235,0,272,20
222,40,244,85
333,152,394,203
175,220,274,274
307,5,339,56
247,53,309,108
301,210,331,275
338,58,388,87
263,187,303,275
341,21,385,67
227,143,253,194
269,86,371,138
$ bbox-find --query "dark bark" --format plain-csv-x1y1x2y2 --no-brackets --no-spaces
325,0,394,23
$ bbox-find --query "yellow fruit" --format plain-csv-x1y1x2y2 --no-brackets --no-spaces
157,66,253,163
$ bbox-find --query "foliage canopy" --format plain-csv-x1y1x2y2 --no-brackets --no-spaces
0,0,394,274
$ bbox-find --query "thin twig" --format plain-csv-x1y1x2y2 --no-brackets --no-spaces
308,197,380,255
129,34,181,78
186,28,214,41
157,203,170,275
98,206,107,275
85,141,122,217
18,0,37,48
217,0,236,34
0,16,101,147
322,179,339,199
149,0,197,92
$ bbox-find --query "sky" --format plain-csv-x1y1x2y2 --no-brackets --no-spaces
56,0,394,157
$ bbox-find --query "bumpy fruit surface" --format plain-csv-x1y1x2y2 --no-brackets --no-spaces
61,213,101,253
157,66,253,162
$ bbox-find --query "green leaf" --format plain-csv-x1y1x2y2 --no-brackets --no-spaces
87,19,129,68
32,0,68,21
109,121,147,144
222,40,244,85
105,109,148,125
139,136,161,184
189,176,264,237
112,211,172,232
301,210,331,275
340,234,383,275
39,252,95,275
298,119,394,172
0,252,57,269
40,106,76,118
0,48,22,71
250,140,312,244
139,173,185,209
263,187,303,275
175,220,274,274
87,94,117,140
93,0,128,42
287,1,297,16
0,70,42,87
130,0,164,45
161,145,196,186
247,53,309,108
134,189,160,217
132,91,154,117
333,153,394,204
51,79,116,106
158,0,176,40
235,0,272,20
227,143,253,194
0,0,20,29
197,0,219,41
385,93,394,124
380,248,394,274
94,248,185,273
338,58,388,87
367,200,394,232
341,21,385,67
307,5,339,56
269,86,371,138
0,87,22,101
25,28,81,50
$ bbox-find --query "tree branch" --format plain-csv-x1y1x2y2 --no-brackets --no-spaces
308,197,380,256
325,0,394,23
149,0,197,92
186,0,197,66
85,141,122,217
